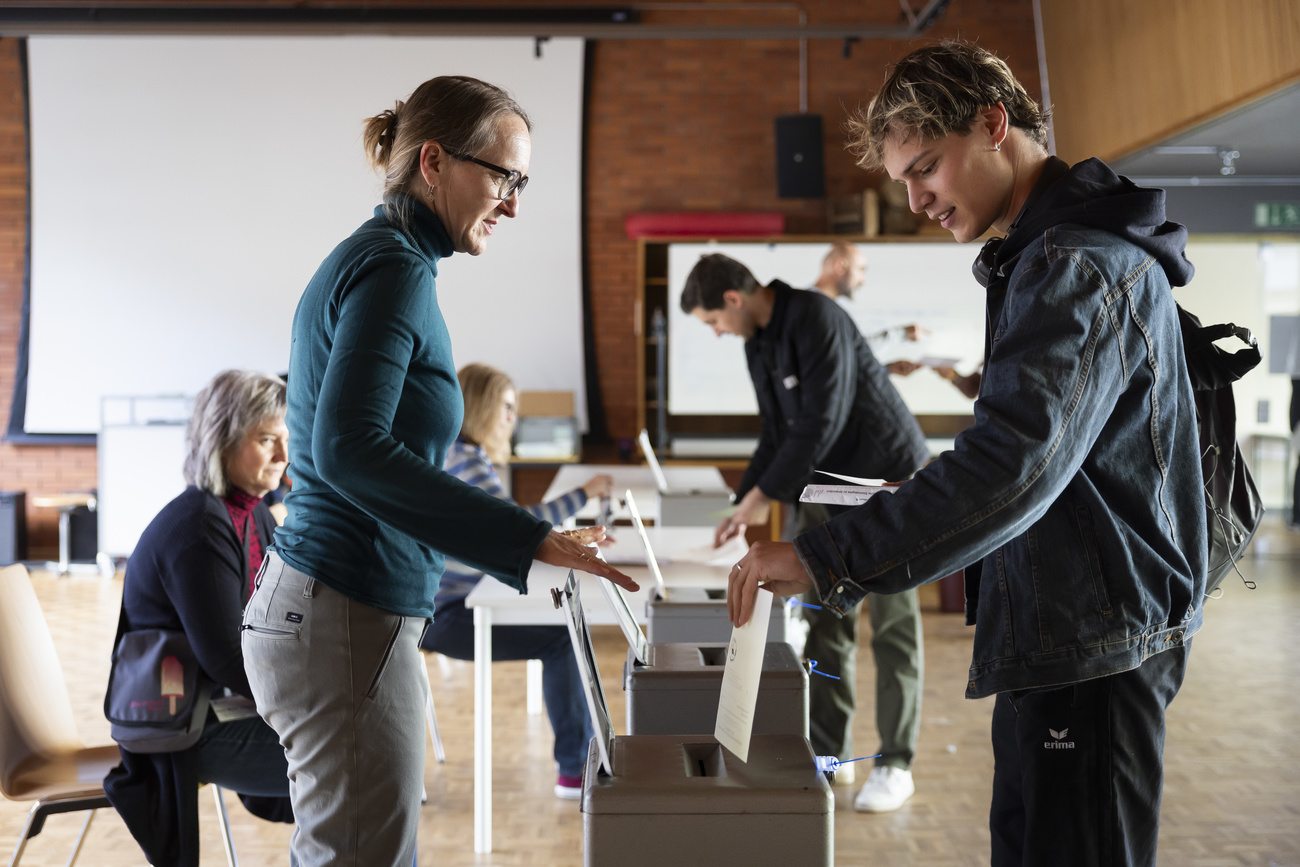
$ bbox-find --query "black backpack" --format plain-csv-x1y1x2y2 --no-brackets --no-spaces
1177,304,1263,596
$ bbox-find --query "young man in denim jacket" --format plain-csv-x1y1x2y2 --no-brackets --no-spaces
727,41,1207,867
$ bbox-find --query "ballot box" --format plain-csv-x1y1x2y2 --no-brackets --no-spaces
646,588,793,644
657,489,736,526
556,572,832,867
582,734,832,867
623,641,808,737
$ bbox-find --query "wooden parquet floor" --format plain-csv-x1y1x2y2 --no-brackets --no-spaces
3,522,1298,866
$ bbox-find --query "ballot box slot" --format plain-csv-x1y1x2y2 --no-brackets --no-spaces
696,646,727,666
682,743,729,778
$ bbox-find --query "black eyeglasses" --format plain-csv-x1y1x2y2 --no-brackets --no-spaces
446,149,529,200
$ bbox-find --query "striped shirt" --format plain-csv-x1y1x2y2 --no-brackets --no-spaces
435,437,588,606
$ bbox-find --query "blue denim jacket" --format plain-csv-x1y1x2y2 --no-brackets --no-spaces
794,161,1207,698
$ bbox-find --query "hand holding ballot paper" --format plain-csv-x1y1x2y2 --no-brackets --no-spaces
727,541,810,627
728,472,903,626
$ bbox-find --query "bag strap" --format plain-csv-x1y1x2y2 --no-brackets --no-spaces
1179,305,1261,390
104,593,131,719
110,594,130,660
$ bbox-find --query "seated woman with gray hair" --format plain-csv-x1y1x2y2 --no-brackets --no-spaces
104,369,292,867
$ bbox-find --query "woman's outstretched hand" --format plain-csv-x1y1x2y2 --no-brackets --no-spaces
536,527,639,592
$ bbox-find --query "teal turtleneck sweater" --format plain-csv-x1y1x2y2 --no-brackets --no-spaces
273,195,551,618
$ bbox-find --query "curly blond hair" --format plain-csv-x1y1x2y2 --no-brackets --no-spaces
847,41,1049,171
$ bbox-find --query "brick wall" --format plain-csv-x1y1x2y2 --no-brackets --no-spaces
0,2,1040,554
587,2,1040,435
0,39,97,557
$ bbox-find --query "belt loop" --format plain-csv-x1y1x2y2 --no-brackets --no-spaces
253,553,271,590
303,577,316,598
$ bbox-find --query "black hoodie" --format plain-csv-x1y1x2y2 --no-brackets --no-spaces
988,156,1195,290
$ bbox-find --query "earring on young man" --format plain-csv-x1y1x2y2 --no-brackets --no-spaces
428,183,436,197
994,142,1001,152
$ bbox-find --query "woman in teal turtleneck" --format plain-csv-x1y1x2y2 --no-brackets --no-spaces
241,76,636,867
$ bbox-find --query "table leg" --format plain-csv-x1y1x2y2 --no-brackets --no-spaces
57,509,72,576
526,658,543,715
473,605,493,854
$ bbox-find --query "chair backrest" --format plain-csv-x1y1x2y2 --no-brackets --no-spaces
0,563,83,796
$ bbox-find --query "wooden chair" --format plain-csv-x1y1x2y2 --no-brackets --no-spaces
0,564,241,867
0,563,120,866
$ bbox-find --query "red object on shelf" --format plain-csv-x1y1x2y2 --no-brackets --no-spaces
623,212,785,239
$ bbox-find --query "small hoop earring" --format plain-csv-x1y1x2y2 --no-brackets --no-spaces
994,143,1001,152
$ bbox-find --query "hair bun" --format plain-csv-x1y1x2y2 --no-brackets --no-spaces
363,102,404,172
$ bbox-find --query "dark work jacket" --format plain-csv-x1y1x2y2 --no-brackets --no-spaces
737,281,929,503
104,486,290,867
794,158,1207,698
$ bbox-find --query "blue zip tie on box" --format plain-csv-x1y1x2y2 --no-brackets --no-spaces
814,754,882,774
807,659,839,680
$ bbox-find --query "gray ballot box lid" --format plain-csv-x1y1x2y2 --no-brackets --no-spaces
555,571,618,777
627,642,807,692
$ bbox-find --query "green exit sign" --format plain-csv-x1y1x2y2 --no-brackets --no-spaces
1256,202,1300,228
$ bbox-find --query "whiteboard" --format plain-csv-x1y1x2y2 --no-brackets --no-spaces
98,423,188,557
26,36,586,433
667,242,986,416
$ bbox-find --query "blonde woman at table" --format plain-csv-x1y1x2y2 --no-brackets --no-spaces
420,362,612,799
241,76,636,867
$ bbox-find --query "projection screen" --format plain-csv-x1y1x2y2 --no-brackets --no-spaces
25,35,586,433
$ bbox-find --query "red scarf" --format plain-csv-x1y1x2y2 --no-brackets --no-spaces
223,488,264,600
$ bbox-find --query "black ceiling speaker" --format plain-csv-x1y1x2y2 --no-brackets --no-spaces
775,113,825,199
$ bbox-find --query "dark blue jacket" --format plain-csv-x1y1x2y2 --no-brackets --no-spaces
794,158,1207,698
738,281,930,503
105,486,289,867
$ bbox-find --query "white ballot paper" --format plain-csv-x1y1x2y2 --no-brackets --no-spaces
917,355,962,369
714,586,774,763
799,470,896,507
210,694,260,723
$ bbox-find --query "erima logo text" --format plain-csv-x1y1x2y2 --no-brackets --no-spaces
1045,727,1075,750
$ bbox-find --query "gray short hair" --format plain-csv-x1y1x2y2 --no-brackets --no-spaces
183,370,287,497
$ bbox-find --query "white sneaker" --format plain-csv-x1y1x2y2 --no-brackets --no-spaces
853,766,914,813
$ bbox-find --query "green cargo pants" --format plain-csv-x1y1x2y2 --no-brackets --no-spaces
794,501,923,768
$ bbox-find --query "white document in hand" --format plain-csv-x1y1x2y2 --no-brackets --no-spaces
714,586,773,763
799,470,896,507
